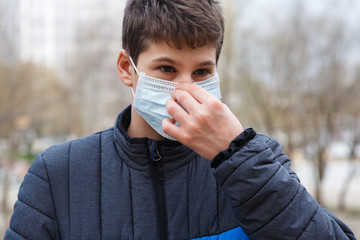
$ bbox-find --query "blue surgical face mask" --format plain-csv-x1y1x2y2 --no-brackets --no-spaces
129,56,221,141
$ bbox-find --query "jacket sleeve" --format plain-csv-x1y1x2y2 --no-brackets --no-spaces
4,153,59,240
213,129,356,240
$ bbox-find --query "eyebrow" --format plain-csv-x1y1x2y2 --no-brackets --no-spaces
197,60,216,67
152,57,177,65
152,57,215,67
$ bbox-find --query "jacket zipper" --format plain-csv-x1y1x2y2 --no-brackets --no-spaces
152,144,168,240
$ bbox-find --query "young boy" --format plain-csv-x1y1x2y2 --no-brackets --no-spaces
5,0,356,239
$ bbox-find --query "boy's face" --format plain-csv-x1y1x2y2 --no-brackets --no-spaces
117,41,219,140
131,41,217,91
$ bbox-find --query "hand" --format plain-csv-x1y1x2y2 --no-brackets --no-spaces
162,83,244,160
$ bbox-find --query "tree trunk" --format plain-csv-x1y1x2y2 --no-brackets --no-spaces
338,142,358,210
314,148,327,205
338,159,356,210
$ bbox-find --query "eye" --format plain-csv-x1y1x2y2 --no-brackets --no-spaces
193,69,210,76
160,66,176,73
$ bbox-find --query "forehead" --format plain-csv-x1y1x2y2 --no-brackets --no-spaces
138,41,217,65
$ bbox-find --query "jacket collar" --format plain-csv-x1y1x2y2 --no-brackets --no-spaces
113,105,197,172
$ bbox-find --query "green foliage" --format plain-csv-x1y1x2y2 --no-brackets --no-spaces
17,152,37,164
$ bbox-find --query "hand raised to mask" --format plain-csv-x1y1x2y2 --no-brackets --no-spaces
162,83,244,161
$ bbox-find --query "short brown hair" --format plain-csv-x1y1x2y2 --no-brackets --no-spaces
122,0,224,64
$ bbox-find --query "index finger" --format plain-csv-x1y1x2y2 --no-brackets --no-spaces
175,83,216,104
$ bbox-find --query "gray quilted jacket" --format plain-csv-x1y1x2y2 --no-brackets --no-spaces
5,106,356,239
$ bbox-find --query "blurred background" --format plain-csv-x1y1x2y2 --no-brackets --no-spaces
0,0,359,238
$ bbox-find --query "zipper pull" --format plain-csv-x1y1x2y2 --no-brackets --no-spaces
152,145,164,181
153,144,161,162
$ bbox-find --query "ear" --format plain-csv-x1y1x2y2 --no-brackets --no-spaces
117,49,133,87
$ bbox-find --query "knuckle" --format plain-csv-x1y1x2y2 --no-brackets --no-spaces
161,119,168,129
197,111,209,123
166,102,177,115
182,133,194,145
209,99,222,109
167,105,175,115
162,123,171,135
177,92,187,102
188,84,198,93
187,121,198,132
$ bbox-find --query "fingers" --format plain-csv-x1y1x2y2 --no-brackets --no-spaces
165,97,189,124
162,117,181,140
170,89,199,114
165,82,222,130
174,83,214,104
162,82,244,160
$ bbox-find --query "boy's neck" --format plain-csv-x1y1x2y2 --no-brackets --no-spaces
127,107,166,141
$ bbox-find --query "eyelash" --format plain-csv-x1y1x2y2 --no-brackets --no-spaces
194,69,210,76
160,66,175,73
159,66,210,76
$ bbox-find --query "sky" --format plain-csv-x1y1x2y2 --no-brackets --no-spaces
237,0,360,35
233,0,360,72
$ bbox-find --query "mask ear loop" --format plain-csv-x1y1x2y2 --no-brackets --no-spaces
129,56,140,75
128,56,139,97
